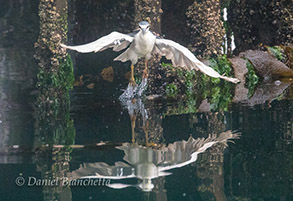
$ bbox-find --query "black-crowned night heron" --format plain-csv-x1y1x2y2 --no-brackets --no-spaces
61,21,239,85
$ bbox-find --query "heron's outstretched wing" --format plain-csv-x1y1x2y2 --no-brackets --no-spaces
61,31,133,53
154,39,240,83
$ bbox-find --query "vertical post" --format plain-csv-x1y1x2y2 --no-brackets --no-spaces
34,1,75,200
186,0,225,58
133,0,163,94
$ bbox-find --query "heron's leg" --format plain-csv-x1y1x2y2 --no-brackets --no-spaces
143,59,148,78
143,120,149,147
130,114,136,144
130,64,136,85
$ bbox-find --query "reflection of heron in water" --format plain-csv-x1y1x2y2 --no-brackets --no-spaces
120,98,149,145
62,21,239,97
68,131,238,192
68,99,239,192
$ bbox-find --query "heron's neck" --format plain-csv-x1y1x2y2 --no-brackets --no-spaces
138,30,152,40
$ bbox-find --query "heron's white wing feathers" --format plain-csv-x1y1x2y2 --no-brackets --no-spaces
61,31,133,53
154,39,240,83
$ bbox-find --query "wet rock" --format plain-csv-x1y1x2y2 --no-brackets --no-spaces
230,57,249,102
239,50,293,80
241,81,291,106
198,99,211,112
230,57,248,83
100,66,114,82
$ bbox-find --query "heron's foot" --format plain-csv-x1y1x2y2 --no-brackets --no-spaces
129,78,137,86
142,69,148,79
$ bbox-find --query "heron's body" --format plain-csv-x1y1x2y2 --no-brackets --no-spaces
114,22,156,65
61,21,240,85
133,30,156,60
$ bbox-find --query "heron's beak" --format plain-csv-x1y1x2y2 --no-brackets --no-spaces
142,28,147,35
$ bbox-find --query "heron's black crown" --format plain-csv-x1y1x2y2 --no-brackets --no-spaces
139,21,149,26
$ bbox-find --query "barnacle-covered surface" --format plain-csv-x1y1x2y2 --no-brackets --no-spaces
33,1,76,201
34,0,75,146
134,0,162,34
228,0,293,54
34,0,73,109
186,0,225,58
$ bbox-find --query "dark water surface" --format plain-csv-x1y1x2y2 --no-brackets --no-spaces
0,1,293,201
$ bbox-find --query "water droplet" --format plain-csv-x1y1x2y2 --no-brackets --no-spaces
274,80,281,86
